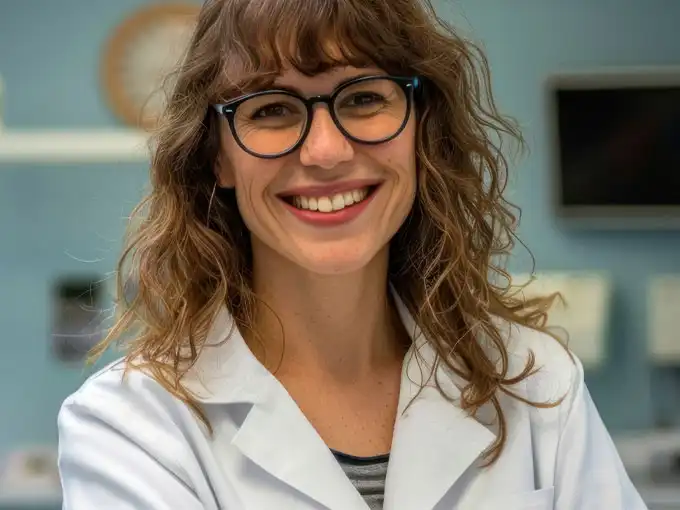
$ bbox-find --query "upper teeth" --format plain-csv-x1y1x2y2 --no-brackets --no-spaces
292,187,370,212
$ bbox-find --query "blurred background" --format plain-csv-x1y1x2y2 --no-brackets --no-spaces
0,0,678,508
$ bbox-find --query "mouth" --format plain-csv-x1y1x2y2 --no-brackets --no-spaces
279,185,380,213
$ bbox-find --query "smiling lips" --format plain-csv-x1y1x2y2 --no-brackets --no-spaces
278,181,380,226
292,187,371,212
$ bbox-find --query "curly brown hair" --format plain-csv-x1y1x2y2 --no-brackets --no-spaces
91,0,564,465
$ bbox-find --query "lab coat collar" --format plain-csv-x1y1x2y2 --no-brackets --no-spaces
183,307,370,509
183,294,496,510
386,294,496,510
181,307,268,405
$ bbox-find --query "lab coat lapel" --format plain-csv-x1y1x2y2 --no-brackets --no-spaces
185,302,496,510
183,308,366,510
385,296,496,510
230,382,366,510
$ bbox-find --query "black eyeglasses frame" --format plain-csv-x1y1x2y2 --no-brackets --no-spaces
212,75,421,159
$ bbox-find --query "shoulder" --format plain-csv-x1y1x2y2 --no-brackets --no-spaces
61,358,183,417
58,358,203,457
497,320,584,412
58,363,225,507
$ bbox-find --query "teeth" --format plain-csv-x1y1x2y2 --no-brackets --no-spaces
290,187,370,212
317,197,333,212
331,194,344,210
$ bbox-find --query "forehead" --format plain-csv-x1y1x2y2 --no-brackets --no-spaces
272,65,387,94
217,41,378,98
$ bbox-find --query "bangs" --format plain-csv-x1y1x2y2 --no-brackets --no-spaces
206,0,414,100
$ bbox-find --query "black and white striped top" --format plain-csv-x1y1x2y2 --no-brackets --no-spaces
332,450,390,510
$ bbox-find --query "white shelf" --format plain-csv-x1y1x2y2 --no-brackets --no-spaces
0,128,151,164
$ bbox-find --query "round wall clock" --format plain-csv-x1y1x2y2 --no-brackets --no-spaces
101,3,201,129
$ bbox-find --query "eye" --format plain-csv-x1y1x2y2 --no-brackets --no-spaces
343,93,385,107
251,103,293,119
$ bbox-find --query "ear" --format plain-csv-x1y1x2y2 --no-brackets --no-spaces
214,152,235,189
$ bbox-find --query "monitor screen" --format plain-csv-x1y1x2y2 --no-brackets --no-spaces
555,85,680,209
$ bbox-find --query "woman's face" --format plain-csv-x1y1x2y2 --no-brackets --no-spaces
215,66,417,275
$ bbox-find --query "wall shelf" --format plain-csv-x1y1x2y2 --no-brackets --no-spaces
0,128,150,164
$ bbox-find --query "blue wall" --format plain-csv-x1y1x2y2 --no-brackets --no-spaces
0,0,166,455
441,0,680,429
0,0,678,456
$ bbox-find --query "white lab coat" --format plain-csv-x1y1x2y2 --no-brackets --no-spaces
58,296,648,510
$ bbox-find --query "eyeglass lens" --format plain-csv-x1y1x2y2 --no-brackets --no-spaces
232,77,409,156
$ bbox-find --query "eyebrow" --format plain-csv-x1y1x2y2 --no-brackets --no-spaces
270,71,384,96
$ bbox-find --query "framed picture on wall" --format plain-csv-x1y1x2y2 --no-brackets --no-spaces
50,275,105,363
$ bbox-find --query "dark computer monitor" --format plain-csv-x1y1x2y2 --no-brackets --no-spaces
547,68,680,229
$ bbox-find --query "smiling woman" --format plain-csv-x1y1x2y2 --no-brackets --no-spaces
212,67,418,275
56,0,647,509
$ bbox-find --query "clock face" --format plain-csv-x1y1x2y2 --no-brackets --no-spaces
102,4,200,129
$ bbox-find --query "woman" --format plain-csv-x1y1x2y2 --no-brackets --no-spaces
57,0,647,508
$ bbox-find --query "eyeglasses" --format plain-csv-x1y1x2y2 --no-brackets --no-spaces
213,75,420,159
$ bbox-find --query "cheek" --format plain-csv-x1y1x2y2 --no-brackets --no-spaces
387,125,418,214
230,159,265,211
220,134,258,189
222,145,284,231
387,117,417,164
377,124,418,183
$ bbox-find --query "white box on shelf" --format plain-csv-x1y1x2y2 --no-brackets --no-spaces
0,446,61,507
511,271,612,368
648,274,680,364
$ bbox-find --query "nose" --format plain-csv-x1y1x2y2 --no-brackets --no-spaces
299,106,354,169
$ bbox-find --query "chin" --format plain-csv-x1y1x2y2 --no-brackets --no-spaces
288,241,385,276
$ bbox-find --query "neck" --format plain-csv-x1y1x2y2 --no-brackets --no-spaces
248,242,407,382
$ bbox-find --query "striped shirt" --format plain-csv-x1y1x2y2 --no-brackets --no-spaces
332,450,389,510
